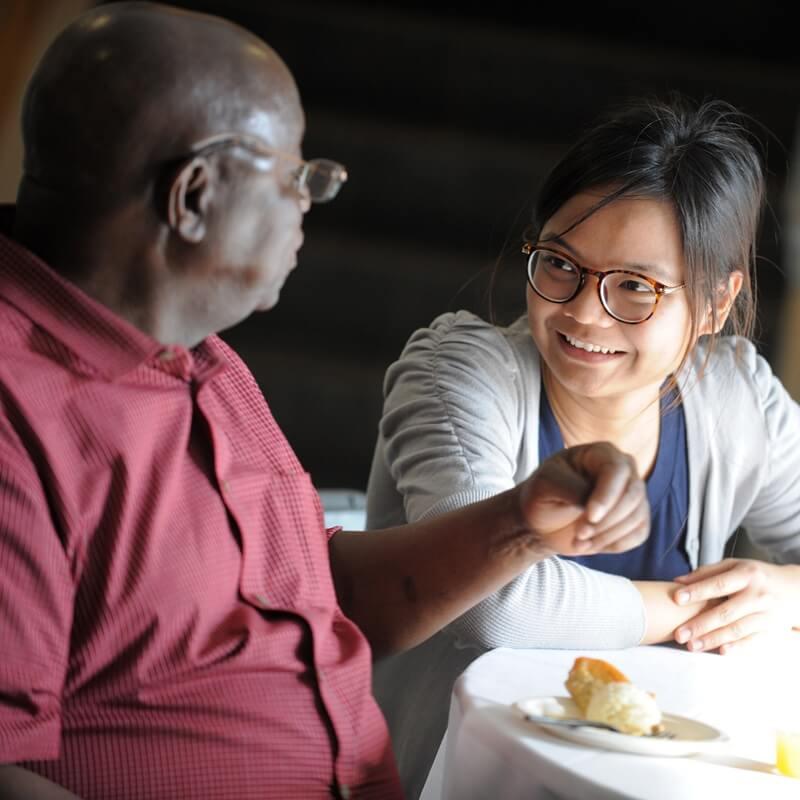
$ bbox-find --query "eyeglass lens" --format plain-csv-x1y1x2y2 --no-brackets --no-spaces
529,250,658,323
295,159,347,203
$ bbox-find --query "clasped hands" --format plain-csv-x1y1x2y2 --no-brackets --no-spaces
671,558,800,654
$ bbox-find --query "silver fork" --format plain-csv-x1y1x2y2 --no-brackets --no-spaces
523,713,676,739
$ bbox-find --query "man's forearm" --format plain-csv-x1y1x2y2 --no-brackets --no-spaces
634,581,711,644
0,766,82,800
329,487,547,658
331,441,648,659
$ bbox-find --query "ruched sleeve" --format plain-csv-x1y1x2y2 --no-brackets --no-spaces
734,341,800,560
379,311,524,522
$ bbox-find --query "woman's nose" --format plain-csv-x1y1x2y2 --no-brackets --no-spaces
563,276,612,325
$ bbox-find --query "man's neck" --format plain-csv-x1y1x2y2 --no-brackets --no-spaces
11,204,196,347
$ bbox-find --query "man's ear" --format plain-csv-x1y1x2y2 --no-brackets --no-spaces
697,271,744,336
166,157,213,243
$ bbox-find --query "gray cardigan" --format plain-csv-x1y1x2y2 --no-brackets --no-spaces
366,310,800,799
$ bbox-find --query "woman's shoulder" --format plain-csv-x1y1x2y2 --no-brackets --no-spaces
403,310,538,368
414,309,512,341
685,336,796,433
688,336,775,392
384,311,540,412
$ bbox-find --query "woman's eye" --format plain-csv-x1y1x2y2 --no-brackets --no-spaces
619,278,652,293
544,256,575,273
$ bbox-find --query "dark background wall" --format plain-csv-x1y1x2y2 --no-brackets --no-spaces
111,0,800,490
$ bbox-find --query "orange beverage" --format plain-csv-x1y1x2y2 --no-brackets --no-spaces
776,731,800,778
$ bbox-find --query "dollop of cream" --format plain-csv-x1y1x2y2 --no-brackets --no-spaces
585,681,662,736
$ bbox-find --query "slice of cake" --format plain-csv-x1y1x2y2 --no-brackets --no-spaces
565,656,663,736
565,656,630,715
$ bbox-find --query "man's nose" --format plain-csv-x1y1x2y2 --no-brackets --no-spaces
298,184,311,213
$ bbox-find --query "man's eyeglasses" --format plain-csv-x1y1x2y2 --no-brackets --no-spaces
522,243,686,324
187,132,348,204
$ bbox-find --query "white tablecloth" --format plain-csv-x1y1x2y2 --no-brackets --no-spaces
421,638,800,800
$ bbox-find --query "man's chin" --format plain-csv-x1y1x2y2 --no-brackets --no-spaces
254,287,282,313
252,269,291,314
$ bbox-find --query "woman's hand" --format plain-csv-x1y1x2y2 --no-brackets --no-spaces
672,560,800,653
518,441,650,557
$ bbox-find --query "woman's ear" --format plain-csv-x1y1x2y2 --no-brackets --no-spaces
166,157,213,243
697,271,744,335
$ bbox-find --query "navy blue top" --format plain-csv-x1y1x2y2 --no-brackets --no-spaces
539,385,691,580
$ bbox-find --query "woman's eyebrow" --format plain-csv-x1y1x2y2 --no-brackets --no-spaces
539,232,678,284
619,261,676,284
538,232,574,251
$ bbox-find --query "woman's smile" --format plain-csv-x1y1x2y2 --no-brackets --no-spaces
557,331,626,361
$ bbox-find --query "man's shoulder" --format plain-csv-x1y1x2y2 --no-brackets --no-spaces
0,296,55,389
203,335,265,397
0,294,34,343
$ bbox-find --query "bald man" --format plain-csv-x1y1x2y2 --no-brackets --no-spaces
0,3,650,799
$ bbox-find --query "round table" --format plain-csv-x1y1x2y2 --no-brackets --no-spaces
421,637,800,799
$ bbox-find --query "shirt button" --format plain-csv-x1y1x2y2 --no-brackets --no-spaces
250,593,269,608
337,783,351,800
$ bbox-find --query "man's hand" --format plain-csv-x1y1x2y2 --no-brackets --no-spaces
672,560,800,653
518,441,650,557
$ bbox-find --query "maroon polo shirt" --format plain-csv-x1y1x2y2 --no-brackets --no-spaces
0,213,402,799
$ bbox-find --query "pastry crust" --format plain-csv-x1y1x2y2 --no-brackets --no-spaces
565,656,630,714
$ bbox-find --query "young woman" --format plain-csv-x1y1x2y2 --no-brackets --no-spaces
365,94,800,798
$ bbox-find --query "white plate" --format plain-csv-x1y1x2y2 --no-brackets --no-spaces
513,696,728,757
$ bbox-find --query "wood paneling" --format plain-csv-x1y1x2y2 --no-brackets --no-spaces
0,0,91,201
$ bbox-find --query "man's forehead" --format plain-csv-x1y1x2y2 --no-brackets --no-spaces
238,101,305,150
236,45,305,144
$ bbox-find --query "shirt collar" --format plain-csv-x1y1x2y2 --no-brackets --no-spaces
0,204,196,381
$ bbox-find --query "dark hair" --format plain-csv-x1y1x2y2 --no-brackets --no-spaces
525,93,765,370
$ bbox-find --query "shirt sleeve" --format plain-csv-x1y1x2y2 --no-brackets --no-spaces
0,447,74,763
376,311,646,649
739,344,800,561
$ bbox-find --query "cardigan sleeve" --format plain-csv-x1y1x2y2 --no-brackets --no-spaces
379,310,524,522
736,340,800,562
373,310,646,649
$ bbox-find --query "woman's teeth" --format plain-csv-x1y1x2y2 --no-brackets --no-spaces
564,334,619,355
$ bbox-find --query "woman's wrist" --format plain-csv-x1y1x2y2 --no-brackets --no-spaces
634,580,711,645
